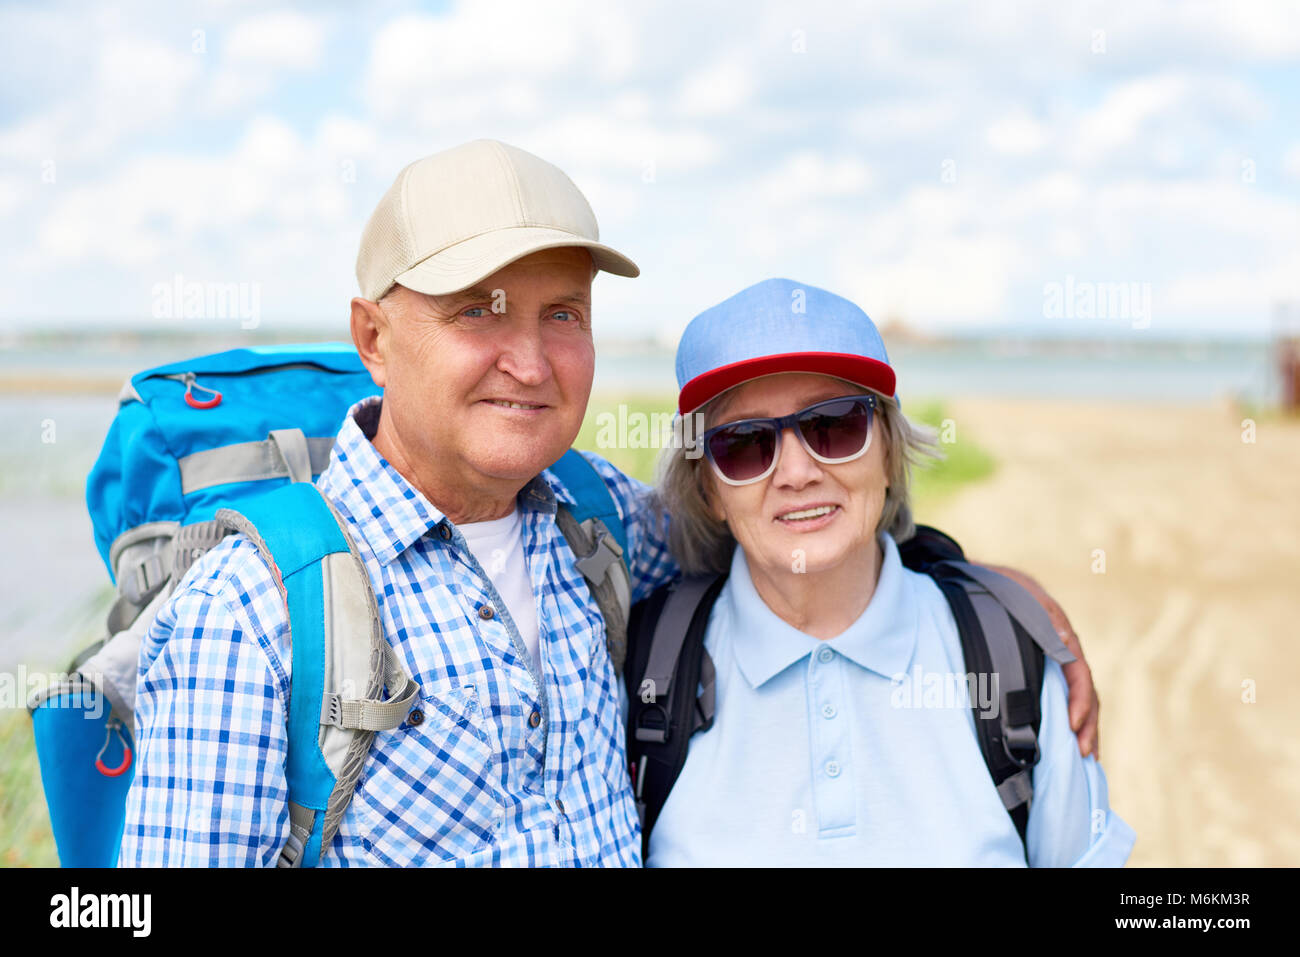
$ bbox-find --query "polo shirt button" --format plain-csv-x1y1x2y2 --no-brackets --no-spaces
555,798,566,815
479,604,495,620
822,704,836,719
826,761,841,778
528,709,541,728
818,647,834,663
407,709,424,727
437,524,452,541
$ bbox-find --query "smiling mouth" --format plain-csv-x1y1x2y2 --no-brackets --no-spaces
775,504,840,523
481,399,547,410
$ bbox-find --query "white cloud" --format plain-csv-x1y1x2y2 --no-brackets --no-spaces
225,11,326,70
986,111,1048,156
676,59,754,117
1285,144,1300,181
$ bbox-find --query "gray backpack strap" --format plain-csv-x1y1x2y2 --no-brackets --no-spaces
936,561,1075,665
693,649,717,734
937,560,1060,822
635,575,716,742
555,508,632,675
177,430,334,494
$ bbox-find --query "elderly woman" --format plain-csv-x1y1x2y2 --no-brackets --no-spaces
626,278,1135,867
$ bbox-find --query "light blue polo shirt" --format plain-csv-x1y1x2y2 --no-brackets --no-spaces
644,533,1136,867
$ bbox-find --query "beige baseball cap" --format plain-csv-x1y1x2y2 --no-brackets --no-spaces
355,139,639,301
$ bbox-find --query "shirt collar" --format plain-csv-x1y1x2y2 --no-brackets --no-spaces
318,396,566,567
726,531,919,689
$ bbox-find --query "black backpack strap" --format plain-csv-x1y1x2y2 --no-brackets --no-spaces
928,559,1074,856
898,523,966,568
625,573,727,859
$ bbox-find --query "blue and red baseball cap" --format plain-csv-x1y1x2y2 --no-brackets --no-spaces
675,278,897,414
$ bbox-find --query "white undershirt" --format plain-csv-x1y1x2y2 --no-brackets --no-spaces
455,506,541,672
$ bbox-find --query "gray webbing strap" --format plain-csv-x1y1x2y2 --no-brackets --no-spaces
694,649,716,734
936,561,1075,665
642,576,715,704
997,769,1033,810
554,509,631,675
320,643,421,731
278,801,316,868
968,588,1040,764
178,433,334,494
269,429,312,484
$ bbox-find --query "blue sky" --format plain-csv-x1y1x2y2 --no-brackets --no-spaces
0,0,1296,341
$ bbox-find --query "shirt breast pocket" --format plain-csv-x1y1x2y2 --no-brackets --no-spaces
353,681,501,867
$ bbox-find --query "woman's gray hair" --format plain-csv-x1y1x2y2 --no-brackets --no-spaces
652,388,941,576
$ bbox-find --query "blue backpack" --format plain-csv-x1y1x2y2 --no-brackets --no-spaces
28,343,631,868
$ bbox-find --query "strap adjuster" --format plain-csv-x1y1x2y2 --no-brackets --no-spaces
574,529,623,583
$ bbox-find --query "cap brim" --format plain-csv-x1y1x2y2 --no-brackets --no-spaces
678,352,896,415
393,226,639,296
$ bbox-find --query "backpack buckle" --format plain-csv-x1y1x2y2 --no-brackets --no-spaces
574,528,623,583
634,702,670,744
1001,724,1040,769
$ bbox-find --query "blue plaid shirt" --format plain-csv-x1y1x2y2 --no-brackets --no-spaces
119,396,679,867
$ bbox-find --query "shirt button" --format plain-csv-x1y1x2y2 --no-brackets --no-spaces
822,704,836,720
407,709,424,727
555,798,566,815
478,604,495,620
437,524,452,541
818,647,834,663
528,709,541,728
826,761,841,778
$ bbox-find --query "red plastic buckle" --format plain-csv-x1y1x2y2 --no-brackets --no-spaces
95,720,133,777
183,374,223,410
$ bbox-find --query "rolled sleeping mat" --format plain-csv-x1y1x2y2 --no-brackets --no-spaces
30,680,134,868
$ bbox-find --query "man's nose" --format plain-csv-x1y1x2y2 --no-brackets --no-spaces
496,318,552,386
771,426,822,489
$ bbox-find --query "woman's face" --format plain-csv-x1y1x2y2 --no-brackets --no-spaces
702,372,889,580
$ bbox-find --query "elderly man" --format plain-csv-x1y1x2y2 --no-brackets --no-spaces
119,139,1097,867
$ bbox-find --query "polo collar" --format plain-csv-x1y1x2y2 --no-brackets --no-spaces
726,532,919,689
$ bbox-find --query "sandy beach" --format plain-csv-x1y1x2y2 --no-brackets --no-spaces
922,398,1300,867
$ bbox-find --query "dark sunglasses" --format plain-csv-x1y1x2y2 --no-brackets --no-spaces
697,393,878,486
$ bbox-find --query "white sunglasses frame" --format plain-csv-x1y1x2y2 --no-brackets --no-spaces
697,394,878,487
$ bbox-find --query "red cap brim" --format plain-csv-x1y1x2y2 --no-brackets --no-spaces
678,352,896,414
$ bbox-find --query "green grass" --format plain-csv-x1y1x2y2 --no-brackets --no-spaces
0,707,57,867
574,393,676,485
574,393,997,514
904,399,998,514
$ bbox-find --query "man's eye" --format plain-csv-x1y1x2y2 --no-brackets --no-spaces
462,306,490,318
552,310,578,322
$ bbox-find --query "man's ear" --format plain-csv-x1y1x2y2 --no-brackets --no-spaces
351,295,391,389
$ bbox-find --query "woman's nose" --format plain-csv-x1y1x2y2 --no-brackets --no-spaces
771,426,822,488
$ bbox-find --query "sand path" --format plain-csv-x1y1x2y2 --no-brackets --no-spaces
924,398,1300,866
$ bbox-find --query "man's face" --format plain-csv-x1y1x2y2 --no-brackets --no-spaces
366,247,597,490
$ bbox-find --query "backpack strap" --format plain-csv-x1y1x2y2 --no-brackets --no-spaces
548,449,633,675
624,573,728,858
927,559,1075,855
219,481,420,868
